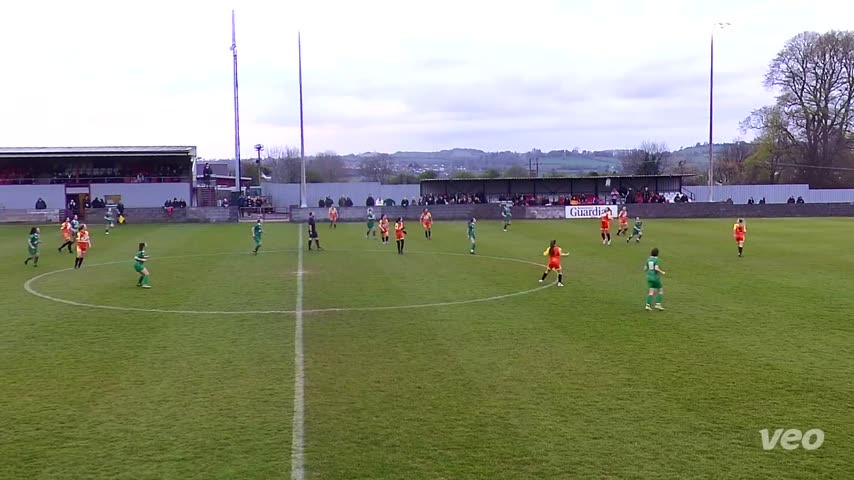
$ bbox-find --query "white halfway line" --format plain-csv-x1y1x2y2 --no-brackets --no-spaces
291,229,306,480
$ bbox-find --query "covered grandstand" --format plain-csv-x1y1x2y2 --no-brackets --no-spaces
0,146,197,210
420,174,692,205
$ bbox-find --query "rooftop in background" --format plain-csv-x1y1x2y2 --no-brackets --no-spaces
421,174,693,182
0,146,197,158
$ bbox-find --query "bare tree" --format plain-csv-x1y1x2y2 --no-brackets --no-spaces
265,146,302,183
746,30,854,187
359,154,393,182
621,141,670,175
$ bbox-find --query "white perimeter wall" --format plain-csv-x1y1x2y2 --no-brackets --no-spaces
0,185,65,209
263,182,420,208
90,183,191,208
683,184,854,204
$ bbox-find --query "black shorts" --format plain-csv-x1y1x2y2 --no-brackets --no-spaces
308,231,318,239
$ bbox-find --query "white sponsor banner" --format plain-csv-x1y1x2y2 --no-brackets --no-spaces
564,205,618,219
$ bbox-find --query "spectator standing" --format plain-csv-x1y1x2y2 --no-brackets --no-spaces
366,194,376,207
35,198,47,210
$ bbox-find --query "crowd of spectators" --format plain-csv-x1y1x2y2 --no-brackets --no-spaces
0,164,187,184
238,195,273,216
419,193,485,205
787,196,805,204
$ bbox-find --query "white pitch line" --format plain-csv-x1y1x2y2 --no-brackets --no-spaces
291,229,306,480
23,249,554,315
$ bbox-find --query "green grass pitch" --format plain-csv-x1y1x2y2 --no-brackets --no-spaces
1,218,851,479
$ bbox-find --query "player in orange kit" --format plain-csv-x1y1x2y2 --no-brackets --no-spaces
394,217,406,254
379,214,390,245
420,208,433,239
74,224,91,269
58,217,74,253
733,218,747,257
539,240,569,287
616,207,629,236
600,210,612,245
328,205,338,229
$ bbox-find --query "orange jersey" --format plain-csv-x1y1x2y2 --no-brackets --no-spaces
733,224,746,237
545,246,563,269
76,231,90,248
60,221,71,238
420,212,432,226
601,213,611,229
328,208,338,219
379,219,389,233
394,221,405,239
619,211,628,224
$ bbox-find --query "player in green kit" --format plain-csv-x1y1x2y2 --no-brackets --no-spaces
644,247,666,310
626,217,643,243
134,242,151,288
252,218,263,255
25,227,40,267
501,204,512,231
104,207,115,235
366,208,377,239
468,217,477,254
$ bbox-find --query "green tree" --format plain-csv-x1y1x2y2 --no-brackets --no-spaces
451,171,477,179
417,170,439,180
503,165,530,177
308,151,346,183
482,168,501,179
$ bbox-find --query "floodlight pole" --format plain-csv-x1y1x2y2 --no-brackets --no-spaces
232,10,242,194
298,32,307,208
254,144,264,187
708,22,730,203
708,30,714,202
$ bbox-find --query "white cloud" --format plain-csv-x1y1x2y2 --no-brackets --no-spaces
1,0,853,157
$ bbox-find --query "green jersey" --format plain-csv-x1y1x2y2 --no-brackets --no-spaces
70,220,80,232
645,256,660,281
502,206,511,218
367,212,376,228
28,233,40,253
134,250,147,272
468,221,476,238
105,211,114,222
253,223,263,239
633,220,643,231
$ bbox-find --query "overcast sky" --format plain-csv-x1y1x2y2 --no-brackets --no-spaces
1,0,852,158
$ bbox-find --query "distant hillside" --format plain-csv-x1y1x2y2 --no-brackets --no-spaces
338,144,735,177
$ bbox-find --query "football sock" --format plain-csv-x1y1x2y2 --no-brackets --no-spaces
33,257,38,266
143,275,150,286
601,233,606,240
646,295,653,305
606,233,611,241
25,257,30,265
138,275,144,286
656,294,663,304
400,239,405,252
738,246,743,255
558,274,563,283
541,272,548,281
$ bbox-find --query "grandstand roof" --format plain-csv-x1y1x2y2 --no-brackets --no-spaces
422,174,693,182
0,146,197,158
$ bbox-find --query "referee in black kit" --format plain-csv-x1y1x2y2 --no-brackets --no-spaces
307,212,323,251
